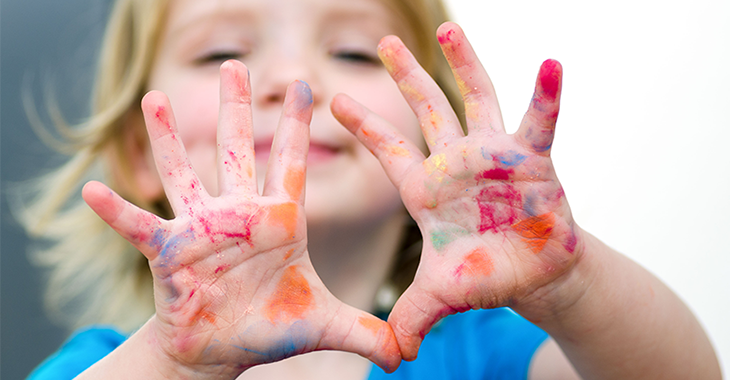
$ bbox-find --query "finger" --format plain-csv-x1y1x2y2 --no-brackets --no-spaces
378,35,463,150
437,22,505,134
261,81,312,205
331,93,425,189
515,59,563,155
387,284,451,361
82,181,168,261
217,60,257,196
141,91,206,215
318,304,402,373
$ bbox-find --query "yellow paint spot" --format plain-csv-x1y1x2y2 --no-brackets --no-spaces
398,82,425,102
423,153,448,182
385,145,411,157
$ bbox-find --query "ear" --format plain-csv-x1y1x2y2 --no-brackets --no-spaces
114,108,164,203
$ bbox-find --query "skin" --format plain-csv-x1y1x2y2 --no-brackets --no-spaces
77,0,721,378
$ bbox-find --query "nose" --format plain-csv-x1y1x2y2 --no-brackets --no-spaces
253,50,323,109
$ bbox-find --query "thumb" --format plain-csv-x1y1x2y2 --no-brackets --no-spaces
318,303,402,373
387,283,455,361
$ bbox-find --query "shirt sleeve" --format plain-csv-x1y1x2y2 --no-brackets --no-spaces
368,308,549,380
26,326,127,380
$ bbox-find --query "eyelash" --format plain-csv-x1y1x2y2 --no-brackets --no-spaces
331,50,381,66
195,51,246,65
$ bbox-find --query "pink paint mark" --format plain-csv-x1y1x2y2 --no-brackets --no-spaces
475,168,513,181
197,210,254,246
214,264,231,274
437,28,457,44
563,227,577,253
475,184,522,233
538,59,561,101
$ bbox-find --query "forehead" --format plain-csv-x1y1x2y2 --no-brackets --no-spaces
165,0,403,34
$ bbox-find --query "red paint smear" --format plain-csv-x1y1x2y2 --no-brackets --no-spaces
475,168,513,181
214,264,230,274
474,184,522,233
511,213,555,253
265,266,313,323
454,247,494,278
197,211,252,245
538,60,560,101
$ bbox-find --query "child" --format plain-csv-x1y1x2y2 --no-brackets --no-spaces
23,0,721,378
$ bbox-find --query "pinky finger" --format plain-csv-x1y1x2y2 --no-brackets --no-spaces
515,59,563,155
82,181,168,261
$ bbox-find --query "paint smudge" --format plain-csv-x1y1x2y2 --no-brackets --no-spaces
284,166,305,201
197,211,253,245
265,266,313,323
475,168,513,181
266,202,298,239
474,184,522,233
358,315,385,336
424,153,448,182
511,212,555,253
538,60,560,102
563,226,577,253
191,308,217,325
454,247,494,278
430,226,468,251
495,150,527,167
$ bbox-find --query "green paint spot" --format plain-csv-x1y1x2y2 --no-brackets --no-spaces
431,230,454,251
430,227,470,252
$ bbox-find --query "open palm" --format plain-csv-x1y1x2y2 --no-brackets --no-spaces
332,23,581,360
82,60,400,377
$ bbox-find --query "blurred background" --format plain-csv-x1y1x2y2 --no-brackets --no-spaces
2,0,728,378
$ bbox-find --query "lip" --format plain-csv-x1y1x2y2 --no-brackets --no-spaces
254,139,342,166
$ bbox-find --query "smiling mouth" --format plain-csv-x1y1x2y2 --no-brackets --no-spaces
253,141,341,165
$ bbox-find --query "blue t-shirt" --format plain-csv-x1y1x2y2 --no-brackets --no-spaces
28,308,548,380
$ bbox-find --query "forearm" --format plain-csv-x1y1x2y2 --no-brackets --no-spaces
75,318,237,380
518,228,721,380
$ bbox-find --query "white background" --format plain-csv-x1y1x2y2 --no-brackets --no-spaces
449,0,730,374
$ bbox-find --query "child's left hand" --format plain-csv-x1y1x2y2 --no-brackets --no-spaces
332,22,582,360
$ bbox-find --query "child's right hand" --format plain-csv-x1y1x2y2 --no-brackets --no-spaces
81,60,400,378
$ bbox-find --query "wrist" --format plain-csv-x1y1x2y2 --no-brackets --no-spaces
510,225,605,331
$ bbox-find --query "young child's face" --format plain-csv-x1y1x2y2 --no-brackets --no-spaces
146,0,422,226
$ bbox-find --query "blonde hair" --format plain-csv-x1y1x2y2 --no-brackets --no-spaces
20,0,461,331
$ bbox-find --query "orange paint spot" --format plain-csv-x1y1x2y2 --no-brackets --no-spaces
454,247,494,278
265,266,313,323
283,248,294,261
511,213,555,253
191,309,217,325
267,203,298,239
358,315,384,335
284,166,305,201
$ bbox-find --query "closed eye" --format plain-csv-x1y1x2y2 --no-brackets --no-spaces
331,50,381,66
195,51,247,65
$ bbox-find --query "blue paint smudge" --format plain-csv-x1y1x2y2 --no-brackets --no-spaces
480,146,491,160
496,150,527,167
523,191,538,217
230,320,311,362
